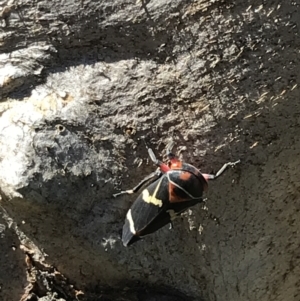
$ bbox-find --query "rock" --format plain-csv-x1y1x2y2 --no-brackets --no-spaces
0,213,27,301
1,0,300,300
0,45,55,98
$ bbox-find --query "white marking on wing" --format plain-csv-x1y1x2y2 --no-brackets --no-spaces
126,209,136,234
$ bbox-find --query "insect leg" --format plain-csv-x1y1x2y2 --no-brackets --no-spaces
203,160,240,180
113,169,162,197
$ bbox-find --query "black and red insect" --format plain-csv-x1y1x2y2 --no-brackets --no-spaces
113,142,240,246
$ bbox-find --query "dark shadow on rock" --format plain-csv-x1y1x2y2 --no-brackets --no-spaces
87,284,198,301
0,214,27,301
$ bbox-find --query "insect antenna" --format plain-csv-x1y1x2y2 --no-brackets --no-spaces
141,137,159,165
166,140,175,159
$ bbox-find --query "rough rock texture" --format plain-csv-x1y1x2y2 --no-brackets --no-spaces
0,213,27,301
1,0,300,300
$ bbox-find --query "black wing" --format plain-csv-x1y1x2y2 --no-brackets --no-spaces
122,174,203,246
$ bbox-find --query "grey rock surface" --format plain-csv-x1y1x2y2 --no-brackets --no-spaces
1,0,300,300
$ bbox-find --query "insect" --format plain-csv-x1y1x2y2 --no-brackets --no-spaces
113,142,240,246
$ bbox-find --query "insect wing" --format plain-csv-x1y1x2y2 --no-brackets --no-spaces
122,171,204,246
122,175,170,246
